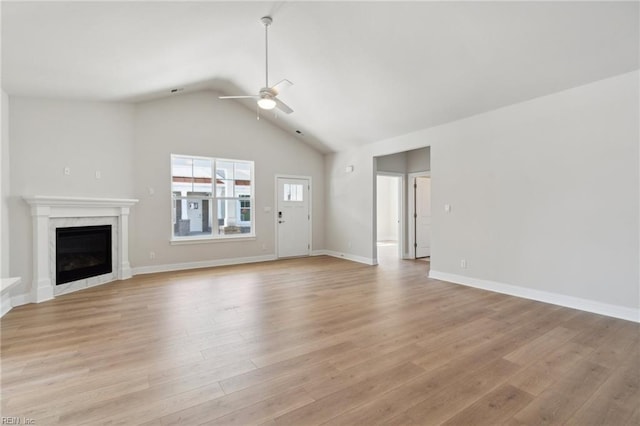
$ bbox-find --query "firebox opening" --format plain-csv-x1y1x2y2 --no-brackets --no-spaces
56,225,112,285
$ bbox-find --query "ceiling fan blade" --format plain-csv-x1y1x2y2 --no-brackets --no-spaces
270,79,293,95
274,97,293,114
219,95,259,99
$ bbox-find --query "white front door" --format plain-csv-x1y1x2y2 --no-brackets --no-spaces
415,176,431,258
277,177,310,258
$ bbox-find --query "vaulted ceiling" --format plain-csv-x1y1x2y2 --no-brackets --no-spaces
2,1,638,153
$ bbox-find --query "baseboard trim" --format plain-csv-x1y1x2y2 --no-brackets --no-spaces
132,254,278,276
1,277,24,318
11,293,31,308
428,270,639,323
322,250,377,266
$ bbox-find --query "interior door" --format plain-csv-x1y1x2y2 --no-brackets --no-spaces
415,176,431,258
277,177,310,258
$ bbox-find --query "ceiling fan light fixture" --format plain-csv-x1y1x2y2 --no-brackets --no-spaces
257,97,276,110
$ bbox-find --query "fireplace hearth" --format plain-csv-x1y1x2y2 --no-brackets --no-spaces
56,225,112,285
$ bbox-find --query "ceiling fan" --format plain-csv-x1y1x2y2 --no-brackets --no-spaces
219,16,293,114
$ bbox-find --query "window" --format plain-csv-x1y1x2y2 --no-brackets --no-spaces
171,154,254,241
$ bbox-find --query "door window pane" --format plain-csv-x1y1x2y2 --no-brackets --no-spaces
283,184,303,201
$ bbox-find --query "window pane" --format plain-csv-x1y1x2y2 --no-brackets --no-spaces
217,200,252,235
193,159,212,194
235,162,251,181
235,179,251,197
239,195,251,222
172,156,212,194
284,184,303,201
216,161,234,180
173,198,212,237
216,180,232,197
216,161,235,197
172,156,193,193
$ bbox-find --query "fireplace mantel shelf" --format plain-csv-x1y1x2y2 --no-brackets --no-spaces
24,196,139,208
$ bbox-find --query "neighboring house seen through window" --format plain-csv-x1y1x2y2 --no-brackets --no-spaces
171,154,254,241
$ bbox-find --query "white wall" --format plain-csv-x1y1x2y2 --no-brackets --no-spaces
326,71,639,317
8,97,135,294
1,91,10,278
131,90,324,270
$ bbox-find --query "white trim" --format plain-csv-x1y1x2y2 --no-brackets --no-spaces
11,292,30,308
322,250,377,266
407,171,430,259
23,196,138,209
132,254,277,275
1,277,21,317
275,175,312,258
169,235,256,245
429,270,640,323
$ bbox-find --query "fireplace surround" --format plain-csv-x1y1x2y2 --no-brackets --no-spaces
24,196,138,303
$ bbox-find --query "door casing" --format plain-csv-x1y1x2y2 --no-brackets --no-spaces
408,171,431,259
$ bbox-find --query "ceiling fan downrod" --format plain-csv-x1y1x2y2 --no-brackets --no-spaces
261,16,273,88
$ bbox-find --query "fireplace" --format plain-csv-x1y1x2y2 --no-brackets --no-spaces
56,225,113,285
24,196,138,303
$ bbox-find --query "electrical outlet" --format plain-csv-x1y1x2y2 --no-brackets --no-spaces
149,251,156,260
460,259,467,268
64,167,71,176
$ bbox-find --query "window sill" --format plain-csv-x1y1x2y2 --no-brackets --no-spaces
170,234,256,245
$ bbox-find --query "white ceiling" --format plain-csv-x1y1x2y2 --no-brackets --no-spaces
2,1,638,153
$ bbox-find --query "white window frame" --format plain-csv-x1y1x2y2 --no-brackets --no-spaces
170,154,255,244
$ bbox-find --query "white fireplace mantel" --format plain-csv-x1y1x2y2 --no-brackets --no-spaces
24,196,139,303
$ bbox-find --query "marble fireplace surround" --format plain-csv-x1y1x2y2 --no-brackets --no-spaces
24,196,138,303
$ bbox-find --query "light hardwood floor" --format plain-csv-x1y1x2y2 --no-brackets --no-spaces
1,253,638,425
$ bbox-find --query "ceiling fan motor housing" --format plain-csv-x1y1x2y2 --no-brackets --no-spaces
260,87,277,98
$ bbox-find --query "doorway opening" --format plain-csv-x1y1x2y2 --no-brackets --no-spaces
376,174,403,263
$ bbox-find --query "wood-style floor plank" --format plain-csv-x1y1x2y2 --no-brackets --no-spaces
1,251,638,425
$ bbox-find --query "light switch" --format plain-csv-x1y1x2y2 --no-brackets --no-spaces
444,204,451,213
